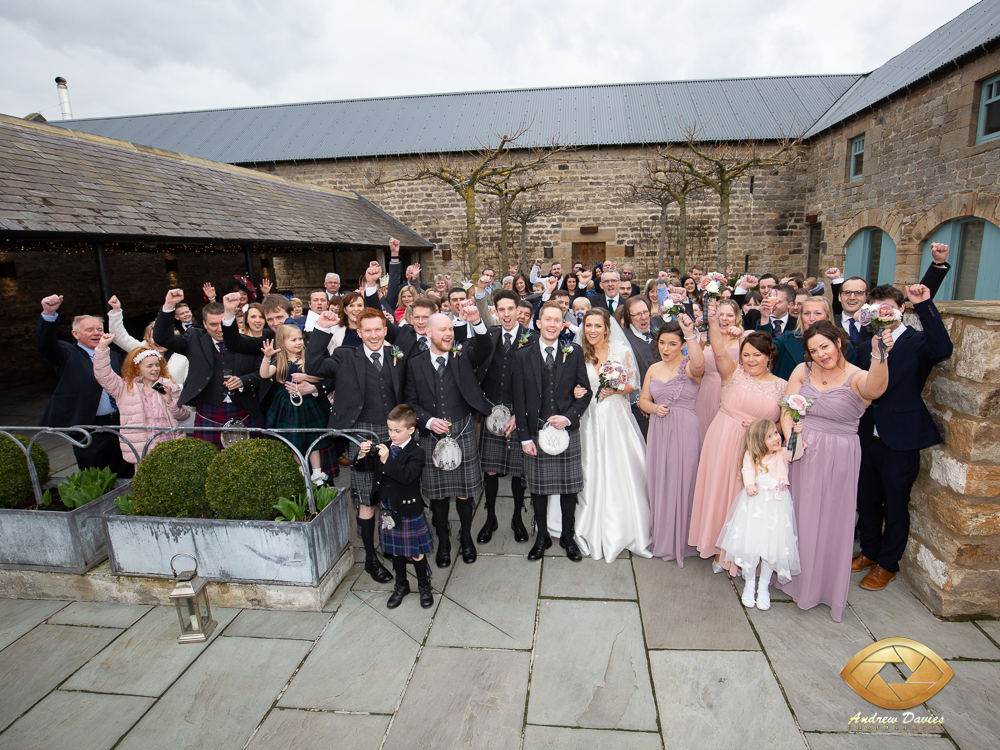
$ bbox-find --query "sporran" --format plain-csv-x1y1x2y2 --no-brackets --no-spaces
486,404,512,436
538,423,570,455
220,419,251,448
432,436,463,471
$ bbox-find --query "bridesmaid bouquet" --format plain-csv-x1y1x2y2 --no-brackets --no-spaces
855,302,901,356
780,394,813,453
699,272,727,299
597,360,628,401
660,297,683,321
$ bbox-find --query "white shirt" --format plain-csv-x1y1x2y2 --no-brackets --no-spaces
365,345,386,365
630,324,653,343
769,314,790,335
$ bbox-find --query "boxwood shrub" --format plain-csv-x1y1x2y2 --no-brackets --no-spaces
0,435,51,508
206,439,305,520
132,438,218,518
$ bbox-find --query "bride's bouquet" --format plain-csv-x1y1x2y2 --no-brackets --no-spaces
699,272,728,299
597,359,628,400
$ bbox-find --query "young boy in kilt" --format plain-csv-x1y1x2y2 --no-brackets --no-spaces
355,405,434,609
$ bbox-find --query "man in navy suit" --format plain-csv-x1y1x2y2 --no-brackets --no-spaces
852,282,953,591
36,294,134,476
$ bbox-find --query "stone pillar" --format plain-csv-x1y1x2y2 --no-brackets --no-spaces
902,301,1000,617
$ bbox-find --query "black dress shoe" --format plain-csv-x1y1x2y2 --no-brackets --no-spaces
476,517,498,544
460,536,477,564
527,535,552,561
511,513,529,542
560,535,583,562
435,538,452,568
387,581,411,609
365,557,393,584
418,582,434,608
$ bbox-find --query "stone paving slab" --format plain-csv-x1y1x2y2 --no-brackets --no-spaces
541,556,637,600
0,598,69,650
0,624,122,732
633,555,759,650
427,554,539,649
223,609,332,640
472,493,532,555
528,599,657,732
279,592,420,713
356,590,439,642
973,620,1000,647
848,573,1000,659
649,650,805,749
47,601,152,629
804,735,955,750
926,661,1000,750
62,606,239,697
117,635,310,750
246,708,390,750
523,725,664,749
383,646,529,750
0,690,154,750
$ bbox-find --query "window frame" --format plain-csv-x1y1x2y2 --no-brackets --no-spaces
976,72,1000,145
849,134,865,181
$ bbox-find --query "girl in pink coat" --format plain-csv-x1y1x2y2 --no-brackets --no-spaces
93,333,190,464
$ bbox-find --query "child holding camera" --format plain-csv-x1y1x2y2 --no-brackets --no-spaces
355,404,434,609
93,334,190,464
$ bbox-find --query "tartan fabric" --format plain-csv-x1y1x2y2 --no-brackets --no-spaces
348,421,390,506
266,387,331,455
523,428,584,494
478,419,524,476
379,510,435,557
193,399,252,448
419,414,484,499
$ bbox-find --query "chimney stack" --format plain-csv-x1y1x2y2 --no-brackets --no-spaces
55,77,73,120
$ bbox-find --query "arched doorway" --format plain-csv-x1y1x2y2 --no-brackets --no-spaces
844,227,897,288
920,218,1000,300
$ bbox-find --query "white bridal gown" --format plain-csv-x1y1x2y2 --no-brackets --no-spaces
548,339,653,562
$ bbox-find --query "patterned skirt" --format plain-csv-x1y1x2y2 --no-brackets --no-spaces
419,414,484,500
348,421,390,506
194,399,254,449
478,419,524,477
267,388,331,456
523,428,584,495
379,511,435,558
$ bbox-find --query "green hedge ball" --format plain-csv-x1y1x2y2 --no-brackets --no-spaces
132,438,218,518
205,439,305,521
0,435,51,508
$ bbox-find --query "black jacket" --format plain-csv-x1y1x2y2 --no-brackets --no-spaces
354,439,425,516
512,341,592,441
37,316,123,428
476,324,537,402
404,331,493,426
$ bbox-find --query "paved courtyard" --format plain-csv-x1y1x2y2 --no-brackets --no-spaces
1,385,999,749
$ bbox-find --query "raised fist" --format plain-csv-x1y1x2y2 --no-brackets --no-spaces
41,294,64,315
107,296,122,313
164,289,184,309
97,332,116,349
222,292,242,315
930,243,949,265
389,237,400,256
825,267,841,280
905,283,931,304
318,309,340,328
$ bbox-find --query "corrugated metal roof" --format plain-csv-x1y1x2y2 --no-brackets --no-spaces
806,0,1000,136
45,75,860,164
0,115,431,248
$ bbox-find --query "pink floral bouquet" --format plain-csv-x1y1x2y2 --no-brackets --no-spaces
597,359,628,400
699,272,728,298
780,393,813,421
855,302,901,329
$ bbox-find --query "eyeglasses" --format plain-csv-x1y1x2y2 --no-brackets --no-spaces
841,290,867,297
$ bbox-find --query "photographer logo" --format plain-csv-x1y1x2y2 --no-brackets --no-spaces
841,637,953,710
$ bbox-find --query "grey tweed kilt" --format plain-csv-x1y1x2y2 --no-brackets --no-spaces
348,421,390,506
478,413,524,477
419,414,484,499
523,428,583,495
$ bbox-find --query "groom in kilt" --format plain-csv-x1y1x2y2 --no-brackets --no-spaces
512,301,592,562
475,289,536,545
404,301,493,567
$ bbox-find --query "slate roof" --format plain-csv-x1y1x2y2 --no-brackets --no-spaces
44,75,860,164
0,114,430,248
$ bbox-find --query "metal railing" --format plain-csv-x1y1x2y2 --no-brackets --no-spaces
1,425,380,513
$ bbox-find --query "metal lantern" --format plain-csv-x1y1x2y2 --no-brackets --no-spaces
169,553,216,644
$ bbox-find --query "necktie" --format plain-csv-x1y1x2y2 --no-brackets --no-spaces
772,319,782,337
436,355,446,372
390,444,402,459
217,341,227,356
503,332,512,352
418,337,429,352
644,333,652,344
544,346,555,370
371,352,382,371
608,298,615,313
848,318,858,344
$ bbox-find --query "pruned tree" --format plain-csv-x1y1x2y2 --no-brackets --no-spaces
481,171,560,272
485,190,568,271
657,125,801,269
365,125,567,276
617,160,704,273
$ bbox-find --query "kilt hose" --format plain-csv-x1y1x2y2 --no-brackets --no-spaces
478,419,524,477
522,428,583,495
347,421,391,506
419,414,484,500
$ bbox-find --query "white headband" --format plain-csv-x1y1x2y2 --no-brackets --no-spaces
133,349,161,364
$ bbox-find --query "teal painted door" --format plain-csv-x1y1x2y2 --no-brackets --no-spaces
920,220,1000,301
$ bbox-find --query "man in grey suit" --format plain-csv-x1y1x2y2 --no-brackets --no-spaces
620,296,658,438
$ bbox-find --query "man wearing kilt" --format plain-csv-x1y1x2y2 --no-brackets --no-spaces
474,289,537,545
305,306,406,584
153,288,262,449
404,302,493,567
512,301,592,562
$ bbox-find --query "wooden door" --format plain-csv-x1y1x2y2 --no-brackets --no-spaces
572,242,606,270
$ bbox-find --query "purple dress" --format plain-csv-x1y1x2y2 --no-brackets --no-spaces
646,362,701,565
778,370,866,622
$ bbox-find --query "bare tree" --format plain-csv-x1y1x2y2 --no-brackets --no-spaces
481,172,560,272
657,126,801,269
366,126,567,276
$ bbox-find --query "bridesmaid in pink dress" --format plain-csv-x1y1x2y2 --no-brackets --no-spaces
694,298,743,442
778,321,892,622
638,315,706,565
689,299,786,566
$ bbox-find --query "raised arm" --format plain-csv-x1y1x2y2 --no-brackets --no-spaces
36,294,67,368
93,334,126,400
855,329,893,402
920,243,951,300
106,297,144,353
706,298,738,383
387,238,402,311
154,289,189,353
679,314,705,380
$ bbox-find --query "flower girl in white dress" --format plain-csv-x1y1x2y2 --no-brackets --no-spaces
717,419,803,610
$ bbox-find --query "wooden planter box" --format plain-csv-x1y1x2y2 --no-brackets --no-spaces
0,481,131,574
102,490,351,587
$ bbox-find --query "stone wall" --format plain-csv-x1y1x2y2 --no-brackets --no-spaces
903,301,1000,617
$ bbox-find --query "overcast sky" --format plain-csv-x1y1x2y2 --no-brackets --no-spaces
0,0,981,121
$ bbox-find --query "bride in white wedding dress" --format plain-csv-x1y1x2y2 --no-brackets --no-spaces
561,307,653,562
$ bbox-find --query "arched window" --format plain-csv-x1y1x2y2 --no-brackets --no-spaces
920,219,1000,300
844,228,897,289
